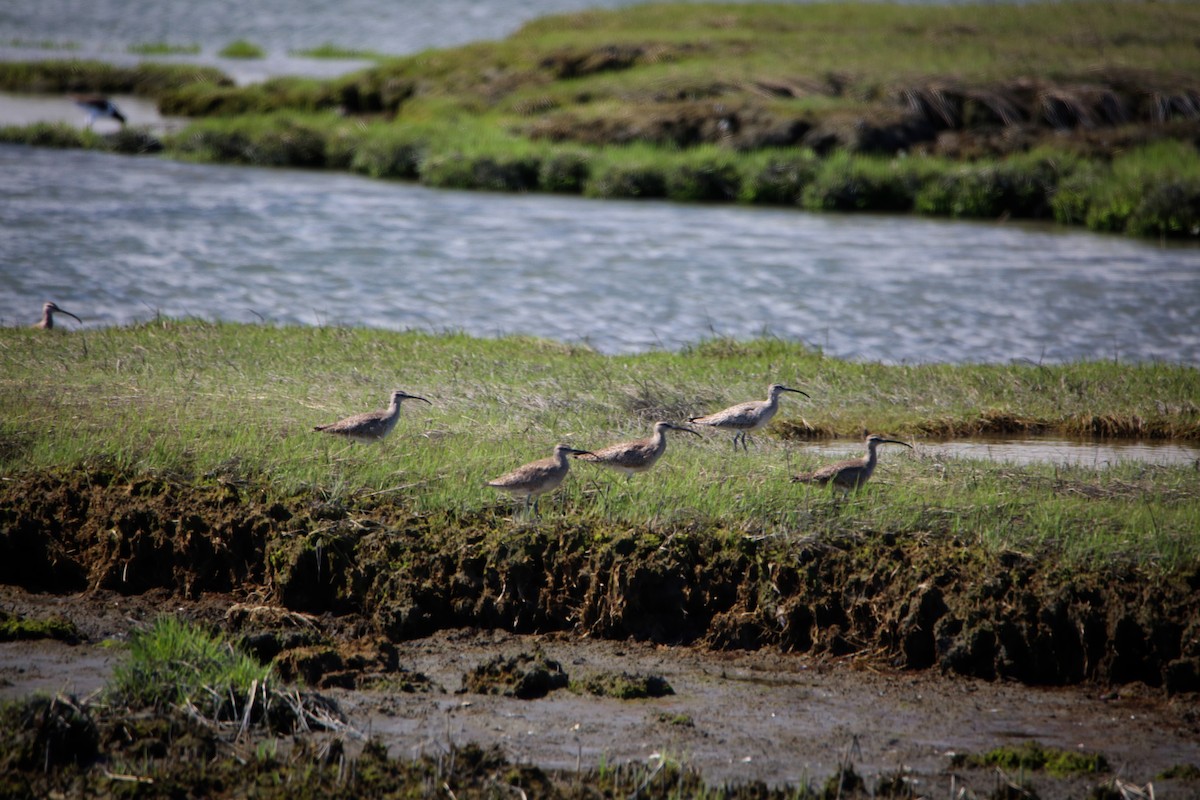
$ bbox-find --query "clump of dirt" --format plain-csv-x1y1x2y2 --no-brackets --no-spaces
460,651,569,699
576,670,674,699
2,469,1199,694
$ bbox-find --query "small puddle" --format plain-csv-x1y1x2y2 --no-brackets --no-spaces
809,437,1199,468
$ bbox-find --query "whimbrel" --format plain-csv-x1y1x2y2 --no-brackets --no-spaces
72,95,126,128
487,444,592,514
34,302,82,330
792,433,912,493
575,421,700,477
313,390,430,443
690,383,810,450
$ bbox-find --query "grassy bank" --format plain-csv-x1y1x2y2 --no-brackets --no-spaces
2,1,1199,238
1,322,1197,569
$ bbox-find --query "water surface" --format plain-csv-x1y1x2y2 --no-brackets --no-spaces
3,145,1198,363
810,437,1199,468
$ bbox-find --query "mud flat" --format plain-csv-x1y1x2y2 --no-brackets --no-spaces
2,587,1199,799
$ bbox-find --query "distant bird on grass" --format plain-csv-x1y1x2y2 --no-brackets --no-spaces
313,390,430,443
792,433,912,493
575,421,700,478
487,444,593,515
690,383,810,451
72,95,126,128
34,302,82,330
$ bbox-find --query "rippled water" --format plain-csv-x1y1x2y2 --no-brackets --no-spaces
809,438,1199,468
3,144,1199,363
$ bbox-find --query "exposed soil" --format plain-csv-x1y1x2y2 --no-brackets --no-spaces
2,468,1199,797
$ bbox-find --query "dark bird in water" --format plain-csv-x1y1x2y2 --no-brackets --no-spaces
313,390,431,443
72,95,126,128
792,433,913,493
34,302,82,330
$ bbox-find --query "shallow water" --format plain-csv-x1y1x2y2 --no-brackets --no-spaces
809,437,1200,468
3,144,1198,365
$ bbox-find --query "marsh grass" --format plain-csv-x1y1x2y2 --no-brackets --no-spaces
127,42,200,56
1,323,1197,568
219,39,266,59
4,3,1199,237
108,616,272,715
290,43,384,60
0,59,231,95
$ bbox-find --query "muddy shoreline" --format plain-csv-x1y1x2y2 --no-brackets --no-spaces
2,468,1199,796
2,587,1199,796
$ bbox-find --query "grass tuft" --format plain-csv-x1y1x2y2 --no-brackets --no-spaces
107,616,272,717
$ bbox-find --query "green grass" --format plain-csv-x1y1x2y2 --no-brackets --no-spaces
107,616,272,716
1,322,1197,569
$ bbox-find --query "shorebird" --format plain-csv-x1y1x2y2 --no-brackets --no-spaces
487,444,593,515
313,390,430,443
72,95,126,128
791,433,912,493
575,421,700,478
690,383,810,451
34,302,82,330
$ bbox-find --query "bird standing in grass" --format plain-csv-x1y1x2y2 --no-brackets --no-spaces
575,421,700,478
313,390,430,443
487,444,593,515
690,383,810,451
792,433,912,493
34,302,82,330
72,95,126,128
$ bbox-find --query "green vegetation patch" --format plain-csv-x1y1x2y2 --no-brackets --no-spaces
0,59,232,95
0,611,80,643
291,43,385,60
127,42,200,55
577,671,675,699
108,616,272,717
218,39,265,59
6,2,1200,238
954,741,1109,777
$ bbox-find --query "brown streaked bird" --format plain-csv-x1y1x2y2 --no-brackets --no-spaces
792,433,912,493
313,390,430,443
575,421,700,478
690,383,810,451
487,444,593,515
34,302,82,330
72,94,126,128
